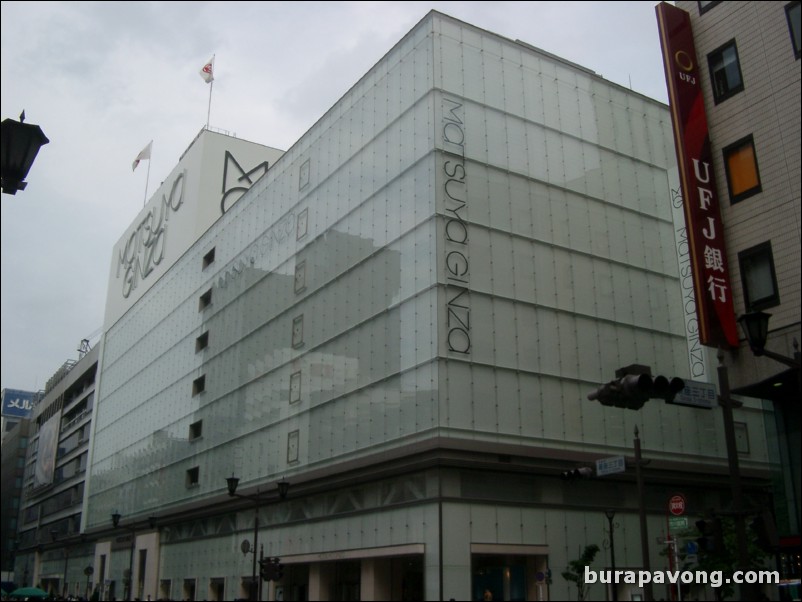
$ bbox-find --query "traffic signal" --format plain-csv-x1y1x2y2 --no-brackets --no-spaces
561,467,593,480
259,557,272,581
695,518,723,554
259,557,284,581
273,558,284,581
587,374,685,410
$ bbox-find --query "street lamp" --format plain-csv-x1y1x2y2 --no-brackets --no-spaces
738,312,801,369
1,111,49,195
111,512,135,602
226,477,290,601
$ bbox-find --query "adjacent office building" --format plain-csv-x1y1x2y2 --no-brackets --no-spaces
12,345,99,598
664,1,800,596
31,10,780,601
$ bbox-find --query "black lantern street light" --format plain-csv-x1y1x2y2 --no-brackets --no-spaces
1,111,49,195
111,512,136,602
738,312,801,371
226,477,289,601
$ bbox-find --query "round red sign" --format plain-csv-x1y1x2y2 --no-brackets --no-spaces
669,494,686,516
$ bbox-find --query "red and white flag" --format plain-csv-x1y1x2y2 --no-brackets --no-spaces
132,141,152,172
200,56,214,83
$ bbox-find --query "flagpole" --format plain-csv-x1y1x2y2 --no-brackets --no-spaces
206,55,215,130
143,153,151,207
206,78,213,130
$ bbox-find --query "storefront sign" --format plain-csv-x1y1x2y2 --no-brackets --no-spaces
657,3,738,348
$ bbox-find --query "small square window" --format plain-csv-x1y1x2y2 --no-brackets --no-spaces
192,375,206,396
202,248,216,270
297,208,308,240
289,371,302,403
186,467,199,487
787,2,801,59
294,261,306,294
708,40,744,104
723,135,762,203
287,430,300,464
299,159,310,190
196,331,209,353
292,315,304,349
189,420,203,441
199,289,212,311
738,242,779,311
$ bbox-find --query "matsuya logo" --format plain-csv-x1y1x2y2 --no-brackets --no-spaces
116,171,185,298
220,151,269,215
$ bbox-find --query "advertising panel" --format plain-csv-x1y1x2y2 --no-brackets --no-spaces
34,412,61,487
1,388,36,418
656,2,738,348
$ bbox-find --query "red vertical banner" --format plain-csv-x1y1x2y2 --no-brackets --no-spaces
656,2,738,348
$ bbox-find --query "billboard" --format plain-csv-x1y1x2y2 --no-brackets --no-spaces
1,388,36,418
656,2,738,348
34,413,61,488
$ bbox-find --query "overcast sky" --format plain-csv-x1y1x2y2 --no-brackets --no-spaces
1,1,670,392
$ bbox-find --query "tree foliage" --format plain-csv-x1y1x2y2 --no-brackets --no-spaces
561,544,601,601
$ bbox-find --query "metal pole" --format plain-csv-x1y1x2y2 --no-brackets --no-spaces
606,512,617,602
717,353,754,599
634,426,654,602
128,532,135,602
252,496,259,602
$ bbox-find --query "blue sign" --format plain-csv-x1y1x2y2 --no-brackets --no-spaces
668,380,717,409
596,455,626,476
1,388,36,418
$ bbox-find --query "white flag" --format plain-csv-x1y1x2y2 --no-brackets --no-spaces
200,56,214,83
132,141,152,172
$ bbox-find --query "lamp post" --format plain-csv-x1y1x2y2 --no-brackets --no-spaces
226,477,290,601
111,511,135,602
738,312,801,371
1,111,49,195
634,427,654,602
604,510,618,602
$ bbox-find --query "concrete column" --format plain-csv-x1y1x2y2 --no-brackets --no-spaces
307,562,331,601
361,558,391,601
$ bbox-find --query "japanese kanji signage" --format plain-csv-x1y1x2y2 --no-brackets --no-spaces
656,3,738,348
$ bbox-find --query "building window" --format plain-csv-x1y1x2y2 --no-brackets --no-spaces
292,315,304,348
202,247,216,270
189,420,203,441
297,208,308,240
199,289,212,311
192,375,206,396
738,242,779,311
698,1,721,14
787,1,801,59
299,159,310,190
290,371,302,403
186,467,199,487
708,40,744,103
294,261,306,294
287,430,300,464
195,331,209,352
723,135,761,203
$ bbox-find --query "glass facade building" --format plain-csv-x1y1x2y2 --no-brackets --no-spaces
83,12,775,601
